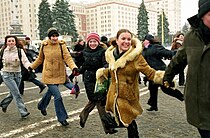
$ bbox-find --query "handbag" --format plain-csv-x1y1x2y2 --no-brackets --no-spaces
70,76,80,98
94,73,110,94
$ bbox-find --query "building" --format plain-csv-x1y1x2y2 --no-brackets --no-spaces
85,0,138,38
0,0,181,41
0,0,41,40
144,0,182,35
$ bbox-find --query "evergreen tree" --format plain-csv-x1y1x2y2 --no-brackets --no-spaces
157,11,170,46
182,22,190,34
137,0,149,40
52,0,78,42
38,0,53,40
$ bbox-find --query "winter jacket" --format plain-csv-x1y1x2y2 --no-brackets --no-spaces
2,46,31,72
79,45,108,101
164,15,210,130
96,38,164,127
30,39,77,84
142,43,175,70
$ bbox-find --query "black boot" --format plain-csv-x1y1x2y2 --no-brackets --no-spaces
127,120,139,138
146,106,158,111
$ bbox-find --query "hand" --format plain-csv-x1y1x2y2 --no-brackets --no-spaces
163,81,170,88
72,68,80,76
28,66,33,72
163,81,175,88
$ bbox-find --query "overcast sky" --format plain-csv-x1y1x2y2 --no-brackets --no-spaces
69,0,198,26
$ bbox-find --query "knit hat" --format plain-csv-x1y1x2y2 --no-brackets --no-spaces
47,28,59,38
143,34,154,42
25,36,30,40
86,32,100,43
197,0,210,18
101,36,108,43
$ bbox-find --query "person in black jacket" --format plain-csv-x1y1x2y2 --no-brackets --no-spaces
142,34,184,111
73,32,117,134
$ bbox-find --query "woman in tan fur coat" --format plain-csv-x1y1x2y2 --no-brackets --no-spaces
96,29,164,137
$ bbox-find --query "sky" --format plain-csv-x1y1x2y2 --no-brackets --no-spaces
69,0,198,26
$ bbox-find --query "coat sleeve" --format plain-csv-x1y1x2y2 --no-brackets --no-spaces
164,46,188,83
30,44,44,69
62,43,77,70
20,49,31,69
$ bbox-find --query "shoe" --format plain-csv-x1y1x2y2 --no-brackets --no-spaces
146,106,158,111
60,120,69,126
39,86,46,93
22,112,30,118
105,129,118,134
178,96,184,101
2,107,7,113
79,116,85,128
41,110,47,116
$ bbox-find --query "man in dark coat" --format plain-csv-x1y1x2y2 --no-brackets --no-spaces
142,34,184,111
163,0,210,137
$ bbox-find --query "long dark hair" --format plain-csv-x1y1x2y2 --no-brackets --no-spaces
4,35,22,49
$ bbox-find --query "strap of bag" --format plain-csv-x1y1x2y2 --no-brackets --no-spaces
42,43,64,59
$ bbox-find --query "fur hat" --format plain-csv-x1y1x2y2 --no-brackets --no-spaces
197,0,210,18
47,28,59,38
86,32,100,43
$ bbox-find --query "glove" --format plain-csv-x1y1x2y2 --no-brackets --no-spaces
163,81,175,88
72,68,80,76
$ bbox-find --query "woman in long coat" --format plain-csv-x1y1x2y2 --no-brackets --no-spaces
96,29,164,137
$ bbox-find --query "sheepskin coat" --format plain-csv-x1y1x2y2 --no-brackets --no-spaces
30,39,77,84
96,38,164,127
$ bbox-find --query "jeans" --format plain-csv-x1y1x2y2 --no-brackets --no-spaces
198,129,210,138
38,84,68,122
0,72,29,116
63,80,74,90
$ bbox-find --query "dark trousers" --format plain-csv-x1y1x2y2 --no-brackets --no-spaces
127,120,139,138
19,78,45,95
198,129,210,138
147,81,184,108
79,100,113,133
178,71,185,86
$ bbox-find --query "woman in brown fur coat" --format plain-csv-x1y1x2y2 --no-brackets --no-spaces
96,29,164,137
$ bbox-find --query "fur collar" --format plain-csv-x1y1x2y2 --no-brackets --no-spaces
105,38,143,70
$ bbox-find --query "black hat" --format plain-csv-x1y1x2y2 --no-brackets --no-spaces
101,36,108,42
47,28,59,38
197,0,210,18
144,34,154,42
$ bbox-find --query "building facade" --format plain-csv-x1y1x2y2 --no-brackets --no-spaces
0,0,181,41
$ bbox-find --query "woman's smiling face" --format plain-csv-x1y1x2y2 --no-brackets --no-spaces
88,38,99,49
116,32,132,53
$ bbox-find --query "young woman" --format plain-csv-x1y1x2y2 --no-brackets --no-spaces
78,32,117,134
29,28,78,126
0,35,31,118
96,29,164,137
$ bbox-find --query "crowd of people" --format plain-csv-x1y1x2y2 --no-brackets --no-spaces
0,0,209,137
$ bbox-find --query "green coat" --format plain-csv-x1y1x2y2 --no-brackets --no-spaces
96,38,164,127
30,39,77,84
164,20,210,130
